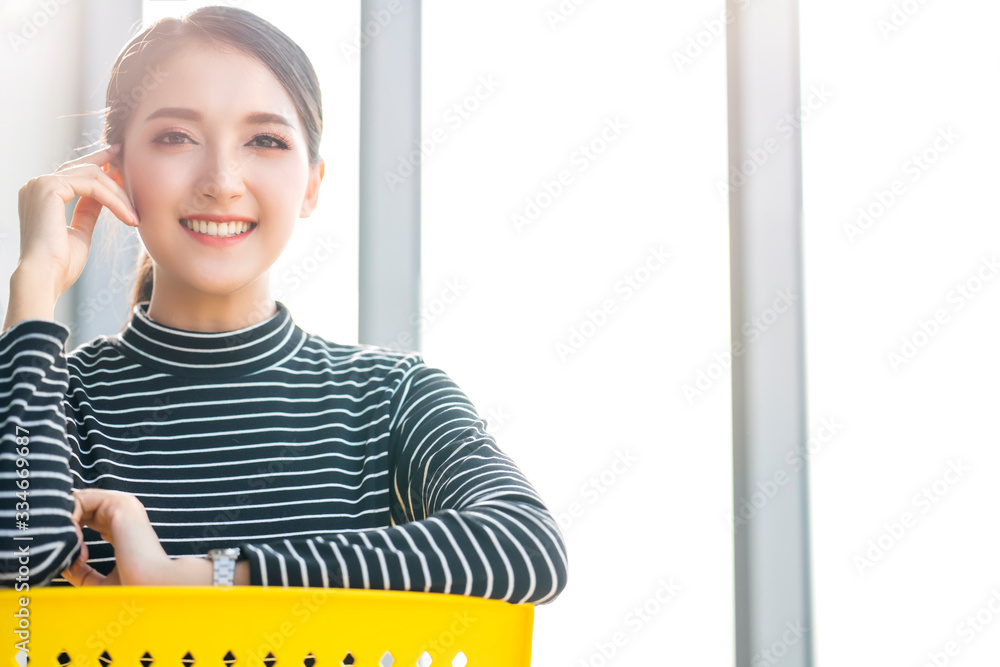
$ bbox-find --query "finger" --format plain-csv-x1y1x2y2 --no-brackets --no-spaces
71,488,113,534
72,488,143,536
61,558,105,587
70,492,82,524
56,171,138,228
96,164,138,224
61,527,96,587
58,164,137,226
100,163,138,223
92,163,137,222
56,144,121,172
70,519,88,565
78,531,89,565
68,195,110,247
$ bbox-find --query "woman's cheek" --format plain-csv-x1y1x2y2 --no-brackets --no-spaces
129,166,184,212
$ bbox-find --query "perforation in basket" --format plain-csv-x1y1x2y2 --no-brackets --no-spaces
41,650,482,666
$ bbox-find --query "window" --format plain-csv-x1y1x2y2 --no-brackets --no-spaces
801,1,1000,664
422,2,734,662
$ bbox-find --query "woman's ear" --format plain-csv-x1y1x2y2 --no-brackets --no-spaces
299,159,325,218
106,158,125,189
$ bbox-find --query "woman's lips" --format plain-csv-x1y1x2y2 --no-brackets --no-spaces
179,218,257,247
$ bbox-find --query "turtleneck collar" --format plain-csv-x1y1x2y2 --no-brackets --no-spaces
112,300,307,378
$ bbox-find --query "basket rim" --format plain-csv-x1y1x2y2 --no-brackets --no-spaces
1,585,535,608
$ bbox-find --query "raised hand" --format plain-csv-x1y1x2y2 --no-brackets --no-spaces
14,144,138,299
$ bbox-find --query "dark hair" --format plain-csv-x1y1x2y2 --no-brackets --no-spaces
101,5,323,319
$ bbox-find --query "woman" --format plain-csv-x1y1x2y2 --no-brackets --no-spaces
0,5,566,604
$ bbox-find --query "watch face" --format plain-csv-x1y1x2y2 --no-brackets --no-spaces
209,547,241,559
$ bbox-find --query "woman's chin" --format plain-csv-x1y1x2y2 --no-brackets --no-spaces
175,272,254,298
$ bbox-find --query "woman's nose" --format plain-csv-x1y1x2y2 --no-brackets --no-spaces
196,153,247,202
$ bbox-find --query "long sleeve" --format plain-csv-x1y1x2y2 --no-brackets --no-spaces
236,358,569,605
0,320,82,588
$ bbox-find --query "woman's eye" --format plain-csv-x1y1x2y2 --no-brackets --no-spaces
251,134,290,150
155,131,191,145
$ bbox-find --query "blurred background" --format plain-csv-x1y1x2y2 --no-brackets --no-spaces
1,0,998,665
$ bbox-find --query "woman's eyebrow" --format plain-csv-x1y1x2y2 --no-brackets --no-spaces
143,107,294,128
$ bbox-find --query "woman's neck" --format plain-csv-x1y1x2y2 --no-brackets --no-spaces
145,272,276,333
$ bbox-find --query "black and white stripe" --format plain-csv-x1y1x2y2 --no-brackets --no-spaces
0,301,567,604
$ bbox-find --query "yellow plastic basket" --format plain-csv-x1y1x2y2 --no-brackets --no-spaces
2,587,534,666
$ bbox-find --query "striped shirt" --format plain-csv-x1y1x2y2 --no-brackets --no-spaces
0,301,567,604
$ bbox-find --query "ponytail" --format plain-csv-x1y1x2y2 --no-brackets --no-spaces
130,250,154,312
96,195,150,334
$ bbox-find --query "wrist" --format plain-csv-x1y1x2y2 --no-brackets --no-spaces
235,559,250,585
12,258,62,296
188,553,250,586
4,262,60,331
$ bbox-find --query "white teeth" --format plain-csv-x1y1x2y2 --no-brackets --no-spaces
184,219,253,238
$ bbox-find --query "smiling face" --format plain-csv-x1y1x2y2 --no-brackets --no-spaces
111,40,324,303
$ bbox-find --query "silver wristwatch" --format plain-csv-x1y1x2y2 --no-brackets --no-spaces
206,547,241,586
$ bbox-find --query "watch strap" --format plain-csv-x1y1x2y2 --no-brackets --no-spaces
207,547,241,586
